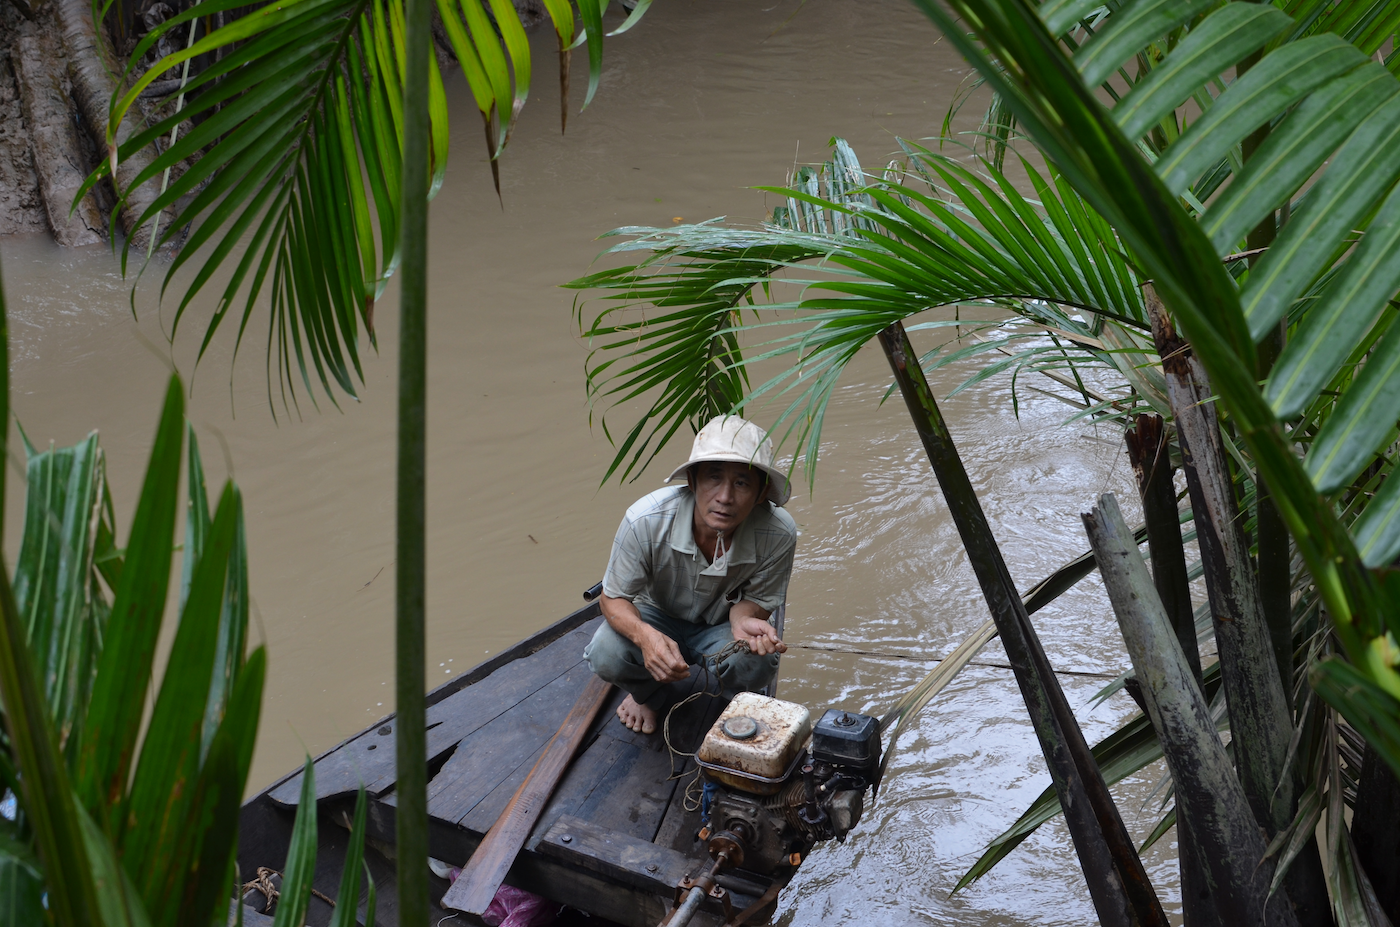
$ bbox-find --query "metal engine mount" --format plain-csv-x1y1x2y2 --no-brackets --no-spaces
693,693,882,879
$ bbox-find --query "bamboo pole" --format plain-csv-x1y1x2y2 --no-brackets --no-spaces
1083,493,1298,927
395,0,431,916
877,320,1166,927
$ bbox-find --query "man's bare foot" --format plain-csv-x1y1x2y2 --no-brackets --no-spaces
617,694,658,734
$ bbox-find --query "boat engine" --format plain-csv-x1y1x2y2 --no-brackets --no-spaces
693,692,880,878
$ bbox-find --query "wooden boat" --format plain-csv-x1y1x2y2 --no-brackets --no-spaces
235,593,790,927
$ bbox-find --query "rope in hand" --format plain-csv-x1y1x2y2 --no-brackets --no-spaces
660,638,752,812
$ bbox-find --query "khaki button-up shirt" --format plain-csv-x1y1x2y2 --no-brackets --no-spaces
602,486,797,626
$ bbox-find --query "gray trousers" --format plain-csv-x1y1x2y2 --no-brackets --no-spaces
584,604,779,710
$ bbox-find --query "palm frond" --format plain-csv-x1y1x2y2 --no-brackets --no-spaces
84,0,637,413
570,140,1156,488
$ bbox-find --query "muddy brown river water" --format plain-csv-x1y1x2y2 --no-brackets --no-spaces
0,0,1185,922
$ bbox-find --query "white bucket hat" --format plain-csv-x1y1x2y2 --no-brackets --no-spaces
664,415,792,506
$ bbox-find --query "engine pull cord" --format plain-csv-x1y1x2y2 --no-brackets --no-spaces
661,638,752,810
662,638,751,763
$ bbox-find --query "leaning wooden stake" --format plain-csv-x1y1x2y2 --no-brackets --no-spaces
877,320,1166,927
442,674,613,915
1083,493,1299,927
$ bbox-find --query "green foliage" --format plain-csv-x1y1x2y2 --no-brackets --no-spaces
81,0,636,415
571,140,1167,488
0,376,262,927
0,277,370,925
908,0,1400,762
568,0,1400,912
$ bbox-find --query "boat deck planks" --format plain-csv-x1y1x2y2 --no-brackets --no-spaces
239,601,772,927
426,659,597,825
268,621,599,807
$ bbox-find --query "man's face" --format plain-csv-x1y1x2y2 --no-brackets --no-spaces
690,461,764,537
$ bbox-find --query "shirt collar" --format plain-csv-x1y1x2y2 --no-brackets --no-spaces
669,490,759,568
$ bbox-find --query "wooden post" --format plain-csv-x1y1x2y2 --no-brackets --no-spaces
877,320,1166,927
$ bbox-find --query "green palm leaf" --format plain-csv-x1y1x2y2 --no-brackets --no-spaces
1074,0,1215,89
82,0,638,412
572,141,1154,486
1111,3,1292,142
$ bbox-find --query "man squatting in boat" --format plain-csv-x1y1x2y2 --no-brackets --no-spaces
585,415,797,734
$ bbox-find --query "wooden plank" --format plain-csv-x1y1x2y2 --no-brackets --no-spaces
534,815,766,926
532,665,729,850
539,814,692,892
441,674,614,915
227,901,275,926
652,767,705,855
526,709,632,851
427,660,596,824
269,620,600,806
365,796,734,927
575,736,678,843
235,796,295,882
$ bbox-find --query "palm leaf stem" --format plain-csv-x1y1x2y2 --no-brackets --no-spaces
1125,413,1202,687
1123,412,1218,927
878,318,1167,927
394,0,431,915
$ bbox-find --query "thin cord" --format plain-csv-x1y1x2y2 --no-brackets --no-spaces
661,639,751,769
663,638,752,813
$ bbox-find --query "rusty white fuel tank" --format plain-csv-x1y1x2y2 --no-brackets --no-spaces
695,692,812,795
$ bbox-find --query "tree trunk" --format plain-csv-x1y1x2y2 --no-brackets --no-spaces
53,0,164,249
1123,414,1219,927
0,22,48,237
13,17,104,245
1083,493,1298,927
1146,289,1333,925
878,320,1167,927
1124,413,1201,687
1147,290,1294,825
1352,741,1400,923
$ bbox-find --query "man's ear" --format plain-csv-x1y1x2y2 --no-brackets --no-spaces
686,465,697,491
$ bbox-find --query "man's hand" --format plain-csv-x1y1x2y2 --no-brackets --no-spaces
639,628,690,682
601,593,690,683
730,613,786,656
